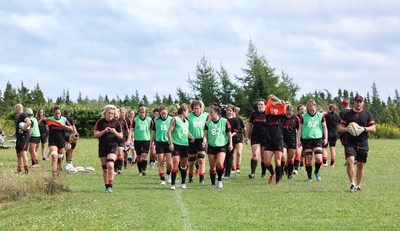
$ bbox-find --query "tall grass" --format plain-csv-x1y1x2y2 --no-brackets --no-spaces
0,171,69,202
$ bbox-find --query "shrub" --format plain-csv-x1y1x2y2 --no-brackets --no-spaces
370,123,400,139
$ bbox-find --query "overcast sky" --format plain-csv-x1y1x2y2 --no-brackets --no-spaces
1,0,399,103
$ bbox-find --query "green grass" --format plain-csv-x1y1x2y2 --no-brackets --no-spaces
0,139,399,230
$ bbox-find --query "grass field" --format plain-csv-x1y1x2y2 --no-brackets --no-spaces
0,139,399,230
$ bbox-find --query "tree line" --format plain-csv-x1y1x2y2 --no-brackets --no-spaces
1,41,399,136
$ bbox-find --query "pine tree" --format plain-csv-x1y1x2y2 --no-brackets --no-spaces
188,55,219,106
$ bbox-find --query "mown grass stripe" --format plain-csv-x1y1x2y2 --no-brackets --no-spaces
175,190,193,231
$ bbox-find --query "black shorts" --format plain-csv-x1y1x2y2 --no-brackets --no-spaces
49,141,65,150
172,143,189,157
99,144,118,158
265,139,284,152
323,134,338,148
345,143,369,163
29,136,40,144
117,140,125,148
283,136,297,150
40,133,47,144
233,134,243,145
134,140,150,155
207,145,227,155
302,138,323,150
188,139,206,154
251,135,266,146
156,142,172,154
16,135,30,153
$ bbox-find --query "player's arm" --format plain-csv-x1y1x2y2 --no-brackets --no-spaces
244,122,252,145
227,121,233,151
322,121,328,145
167,119,176,151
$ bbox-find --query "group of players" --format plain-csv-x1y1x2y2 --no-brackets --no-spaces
93,94,375,193
8,104,79,176
9,93,375,194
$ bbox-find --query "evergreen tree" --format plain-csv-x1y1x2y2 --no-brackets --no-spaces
77,92,84,104
65,89,72,105
188,55,219,106
30,83,46,105
152,93,160,105
141,95,149,106
3,82,16,110
369,82,383,123
176,88,190,104
17,81,30,105
167,94,173,105
162,95,168,105
123,94,130,106
278,71,300,104
236,40,285,114
216,65,238,104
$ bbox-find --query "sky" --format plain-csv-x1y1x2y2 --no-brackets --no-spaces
1,0,399,103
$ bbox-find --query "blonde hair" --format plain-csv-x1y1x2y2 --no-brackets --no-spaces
102,105,117,119
306,99,316,108
25,108,34,116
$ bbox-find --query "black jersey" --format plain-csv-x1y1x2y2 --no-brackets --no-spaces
340,109,375,144
248,110,267,137
265,114,284,140
339,109,350,120
118,117,129,137
94,118,122,147
64,116,75,137
236,117,245,135
15,113,29,139
324,111,340,135
227,117,239,134
282,115,299,139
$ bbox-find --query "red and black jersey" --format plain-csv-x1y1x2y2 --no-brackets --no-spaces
118,117,129,137
15,113,29,139
65,116,75,137
248,110,267,137
265,114,284,140
236,117,245,135
282,115,299,139
340,109,375,144
94,118,122,147
339,109,350,120
324,111,340,135
126,117,134,129
227,117,239,134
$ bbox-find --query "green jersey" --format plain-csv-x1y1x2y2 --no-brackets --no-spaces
29,117,40,138
206,117,229,147
188,112,209,139
301,112,324,139
154,116,172,142
171,116,189,146
134,116,152,141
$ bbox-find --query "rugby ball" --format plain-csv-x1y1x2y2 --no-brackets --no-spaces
75,166,85,172
348,122,362,137
67,168,78,174
65,163,74,171
69,134,79,143
18,122,30,131
85,166,96,173
65,143,72,151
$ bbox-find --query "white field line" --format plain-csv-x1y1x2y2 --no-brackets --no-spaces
175,190,193,231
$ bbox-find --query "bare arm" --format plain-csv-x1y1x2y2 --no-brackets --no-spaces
167,119,176,151
244,122,252,145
